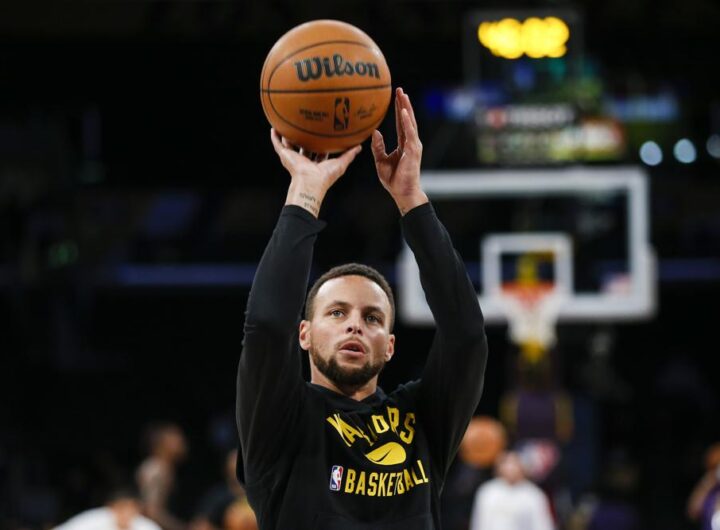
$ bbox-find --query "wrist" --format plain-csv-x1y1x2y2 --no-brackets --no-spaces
285,184,327,218
394,191,429,216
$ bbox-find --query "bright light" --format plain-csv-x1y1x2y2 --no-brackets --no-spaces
673,138,697,164
478,17,570,59
707,134,720,159
639,141,663,166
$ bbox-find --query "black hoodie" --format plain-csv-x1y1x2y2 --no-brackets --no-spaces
237,203,487,529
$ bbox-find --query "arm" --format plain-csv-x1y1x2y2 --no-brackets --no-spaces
236,131,361,481
139,466,186,530
372,88,488,479
688,468,719,520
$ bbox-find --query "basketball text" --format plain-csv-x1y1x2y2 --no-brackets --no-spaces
294,54,381,82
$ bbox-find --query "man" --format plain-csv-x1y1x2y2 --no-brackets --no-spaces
469,452,555,530
136,422,188,530
52,488,161,530
236,87,488,529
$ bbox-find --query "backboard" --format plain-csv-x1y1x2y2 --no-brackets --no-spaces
398,166,656,325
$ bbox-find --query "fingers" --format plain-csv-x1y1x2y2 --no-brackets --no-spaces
371,130,388,162
394,88,405,150
397,87,419,133
270,128,285,155
400,105,422,151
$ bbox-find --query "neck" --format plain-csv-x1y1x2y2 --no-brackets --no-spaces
310,367,378,401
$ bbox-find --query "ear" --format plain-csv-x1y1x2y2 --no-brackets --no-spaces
299,319,312,351
385,334,395,362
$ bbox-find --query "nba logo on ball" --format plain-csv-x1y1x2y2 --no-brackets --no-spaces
329,465,344,491
334,98,350,131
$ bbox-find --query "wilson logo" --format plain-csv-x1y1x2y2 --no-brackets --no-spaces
294,54,380,82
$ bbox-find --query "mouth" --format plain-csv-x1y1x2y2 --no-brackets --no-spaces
338,340,367,357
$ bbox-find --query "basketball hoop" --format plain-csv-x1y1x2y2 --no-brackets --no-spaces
498,282,564,360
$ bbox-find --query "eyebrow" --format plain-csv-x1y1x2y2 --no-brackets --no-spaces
326,300,387,316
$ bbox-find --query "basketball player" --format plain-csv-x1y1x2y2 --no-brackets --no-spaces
236,88,488,529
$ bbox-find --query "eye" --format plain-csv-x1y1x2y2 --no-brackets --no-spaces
366,314,381,324
330,309,344,318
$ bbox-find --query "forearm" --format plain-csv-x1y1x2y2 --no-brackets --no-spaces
244,205,325,332
401,202,485,337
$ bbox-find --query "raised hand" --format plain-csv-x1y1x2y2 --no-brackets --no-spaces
370,87,428,215
271,129,362,217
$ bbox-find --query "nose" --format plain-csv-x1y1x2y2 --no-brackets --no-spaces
345,312,364,335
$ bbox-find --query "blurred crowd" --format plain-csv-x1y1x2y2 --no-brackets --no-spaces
3,415,719,530
3,339,718,530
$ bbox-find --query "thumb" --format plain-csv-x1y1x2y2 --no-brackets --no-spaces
327,144,362,179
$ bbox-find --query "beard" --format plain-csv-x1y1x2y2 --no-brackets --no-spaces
310,348,386,391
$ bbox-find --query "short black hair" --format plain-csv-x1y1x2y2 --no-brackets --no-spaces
105,485,140,504
304,263,395,330
142,421,179,455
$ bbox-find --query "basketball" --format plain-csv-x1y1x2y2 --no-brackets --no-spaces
459,416,507,468
260,20,392,153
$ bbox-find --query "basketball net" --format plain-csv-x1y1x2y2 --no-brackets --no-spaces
498,281,563,362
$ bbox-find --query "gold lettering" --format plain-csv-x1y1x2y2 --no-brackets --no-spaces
344,468,356,493
411,466,421,485
378,472,388,496
400,412,416,444
367,472,378,496
326,414,373,447
416,459,429,483
371,414,390,434
356,471,366,495
387,472,395,496
396,472,405,494
387,406,400,434
403,469,414,491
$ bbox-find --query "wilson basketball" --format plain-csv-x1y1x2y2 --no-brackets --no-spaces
260,20,392,153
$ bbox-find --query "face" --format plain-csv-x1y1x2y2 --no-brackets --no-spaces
496,452,524,484
300,275,395,392
110,499,140,529
163,427,188,461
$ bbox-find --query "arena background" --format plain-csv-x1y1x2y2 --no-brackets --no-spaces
1,1,719,529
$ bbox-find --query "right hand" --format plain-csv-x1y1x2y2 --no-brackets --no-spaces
271,129,362,217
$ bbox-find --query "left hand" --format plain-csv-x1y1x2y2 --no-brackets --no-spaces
371,87,428,215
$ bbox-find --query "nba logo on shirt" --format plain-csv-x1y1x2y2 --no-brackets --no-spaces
329,465,344,491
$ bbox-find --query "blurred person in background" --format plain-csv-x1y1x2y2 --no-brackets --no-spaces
441,417,506,530
469,451,555,530
688,442,720,530
136,422,188,530
52,487,160,530
566,449,640,530
191,449,246,530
